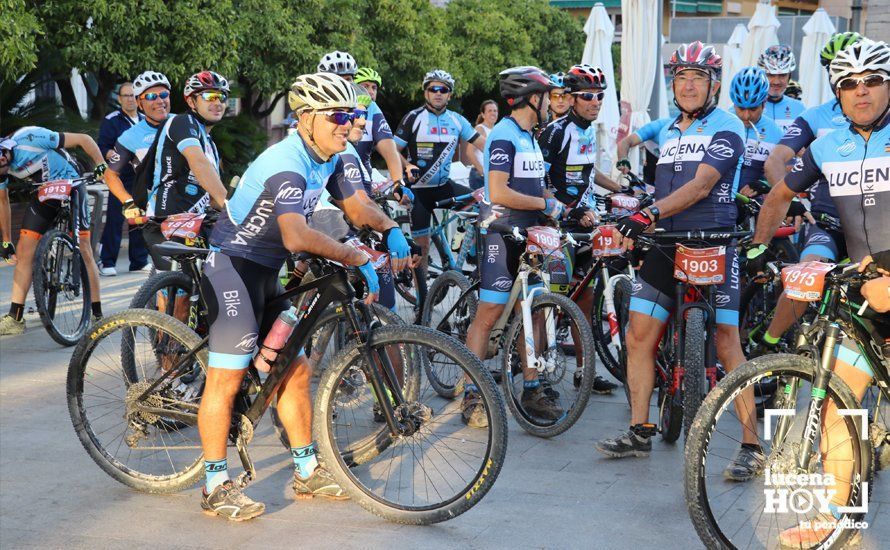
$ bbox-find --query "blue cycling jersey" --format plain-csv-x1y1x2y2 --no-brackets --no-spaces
634,117,671,157
737,114,782,190
649,107,745,231
784,117,890,263
108,117,168,174
394,106,478,188
763,95,805,133
3,127,79,188
317,142,370,211
210,133,357,268
354,101,394,174
483,116,546,226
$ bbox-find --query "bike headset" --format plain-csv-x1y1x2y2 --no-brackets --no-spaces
499,66,559,130
182,71,230,127
666,41,723,120
287,73,358,162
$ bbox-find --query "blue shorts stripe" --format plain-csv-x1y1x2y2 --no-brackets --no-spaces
480,289,510,304
715,309,740,327
833,343,874,376
800,244,836,261
209,351,252,370
629,297,670,322
411,227,432,237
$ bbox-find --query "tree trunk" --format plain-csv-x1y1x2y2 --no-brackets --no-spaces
252,91,286,119
89,69,116,120
54,77,81,114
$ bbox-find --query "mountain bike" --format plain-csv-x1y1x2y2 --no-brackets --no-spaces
31,175,96,346
686,261,889,549
67,252,507,525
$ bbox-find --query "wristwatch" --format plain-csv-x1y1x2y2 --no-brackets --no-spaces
644,205,661,223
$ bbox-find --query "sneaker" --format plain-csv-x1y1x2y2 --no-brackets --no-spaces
777,514,863,549
201,480,265,521
0,314,25,336
91,314,102,325
461,391,488,429
592,375,619,395
99,266,117,277
130,263,152,273
520,385,564,421
540,378,560,400
292,467,349,500
594,424,655,458
723,444,766,481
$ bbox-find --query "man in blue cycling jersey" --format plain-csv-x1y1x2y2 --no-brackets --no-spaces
758,45,806,133
594,42,760,482
746,38,890,547
197,73,412,521
729,67,784,197
0,128,108,336
463,66,565,428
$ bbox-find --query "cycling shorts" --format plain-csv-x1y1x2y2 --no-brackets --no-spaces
479,230,540,304
629,244,741,327
799,223,847,262
21,189,90,237
200,251,290,369
409,180,472,237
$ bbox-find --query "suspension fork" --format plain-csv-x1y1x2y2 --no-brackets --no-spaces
796,321,842,470
703,286,719,390
771,322,810,446
518,270,554,374
69,190,83,290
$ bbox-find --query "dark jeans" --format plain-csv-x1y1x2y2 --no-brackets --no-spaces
99,185,149,269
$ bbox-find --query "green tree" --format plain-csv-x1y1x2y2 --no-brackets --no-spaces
513,0,586,74
0,0,42,83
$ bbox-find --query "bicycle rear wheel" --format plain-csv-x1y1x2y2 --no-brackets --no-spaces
420,270,477,398
67,309,207,493
32,229,91,346
682,308,707,442
314,325,507,525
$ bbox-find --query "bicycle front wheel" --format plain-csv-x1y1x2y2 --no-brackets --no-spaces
682,308,707,441
314,325,507,525
32,229,91,346
685,354,872,550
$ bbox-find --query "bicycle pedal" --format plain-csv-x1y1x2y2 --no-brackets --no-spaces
235,471,253,489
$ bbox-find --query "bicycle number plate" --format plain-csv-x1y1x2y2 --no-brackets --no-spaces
674,245,726,285
344,237,389,270
37,180,73,202
610,194,640,215
781,261,835,302
526,226,564,258
591,224,623,257
161,213,205,240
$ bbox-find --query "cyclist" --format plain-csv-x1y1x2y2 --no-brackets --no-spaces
758,45,806,133
751,32,863,354
728,67,784,197
463,66,564,428
784,79,803,100
197,73,411,520
547,72,573,122
594,42,761,482
393,69,484,288
140,71,230,270
746,38,890,547
537,63,625,395
0,129,107,336
319,56,407,185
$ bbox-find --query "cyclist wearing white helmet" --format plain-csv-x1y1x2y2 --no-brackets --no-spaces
197,72,412,520
757,45,806,132
318,50,357,81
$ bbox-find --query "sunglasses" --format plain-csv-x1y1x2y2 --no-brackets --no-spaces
836,73,890,91
427,85,452,94
573,91,605,102
354,109,368,120
142,91,170,101
550,91,568,100
199,91,228,103
321,110,356,125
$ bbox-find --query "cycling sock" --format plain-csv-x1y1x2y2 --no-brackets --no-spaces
762,332,781,346
91,301,102,317
204,458,229,493
291,444,318,479
8,302,24,322
523,379,541,390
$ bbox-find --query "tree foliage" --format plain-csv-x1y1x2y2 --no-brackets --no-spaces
0,0,42,83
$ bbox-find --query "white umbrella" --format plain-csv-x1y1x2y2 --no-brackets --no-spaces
740,2,780,68
582,2,620,173
799,8,836,108
718,24,749,110
619,0,662,173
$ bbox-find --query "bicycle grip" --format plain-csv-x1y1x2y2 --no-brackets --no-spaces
128,216,148,226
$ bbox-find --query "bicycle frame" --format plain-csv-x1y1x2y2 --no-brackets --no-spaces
428,208,478,275
568,255,636,354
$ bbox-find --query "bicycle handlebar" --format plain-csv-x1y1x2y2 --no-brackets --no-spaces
434,193,474,209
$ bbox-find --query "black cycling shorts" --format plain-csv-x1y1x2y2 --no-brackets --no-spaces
21,188,90,238
409,180,472,237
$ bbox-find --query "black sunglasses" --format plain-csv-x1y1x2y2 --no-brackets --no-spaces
427,85,452,94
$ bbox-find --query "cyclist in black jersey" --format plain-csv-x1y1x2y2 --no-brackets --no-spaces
547,72,573,122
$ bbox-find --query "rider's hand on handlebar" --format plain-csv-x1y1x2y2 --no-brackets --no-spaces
404,165,420,184
614,211,653,250
744,243,771,280
861,275,890,313
383,227,412,273
394,181,414,205
357,260,380,305
94,163,108,180
616,158,631,174
122,199,145,221
738,185,758,198
543,198,566,220
578,209,597,228
859,254,890,276
0,241,17,265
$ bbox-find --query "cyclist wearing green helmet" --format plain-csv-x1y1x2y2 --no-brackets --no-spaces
355,67,382,102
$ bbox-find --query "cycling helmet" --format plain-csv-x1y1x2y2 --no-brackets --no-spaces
550,72,566,89
784,79,802,99
565,64,608,91
758,44,796,75
288,73,357,113
354,67,382,86
351,83,373,109
666,41,723,79
133,71,171,97
829,39,890,87
422,69,455,90
183,71,230,99
0,138,15,154
730,67,769,108
820,32,863,68
318,51,357,76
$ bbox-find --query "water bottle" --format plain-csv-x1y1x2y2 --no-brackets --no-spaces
253,306,298,373
452,225,466,252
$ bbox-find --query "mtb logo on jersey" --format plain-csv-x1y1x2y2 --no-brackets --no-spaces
707,139,735,160
490,148,510,166
275,185,303,205
784,125,802,138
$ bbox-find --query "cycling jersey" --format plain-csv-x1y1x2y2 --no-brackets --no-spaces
210,132,357,269
737,115,782,190
799,223,847,262
149,113,218,217
354,101,394,174
5,127,78,183
780,100,849,218
394,106,479,188
784,117,890,263
634,117,671,157
538,111,600,208
108,117,168,174
763,95,805,133
649,107,745,231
